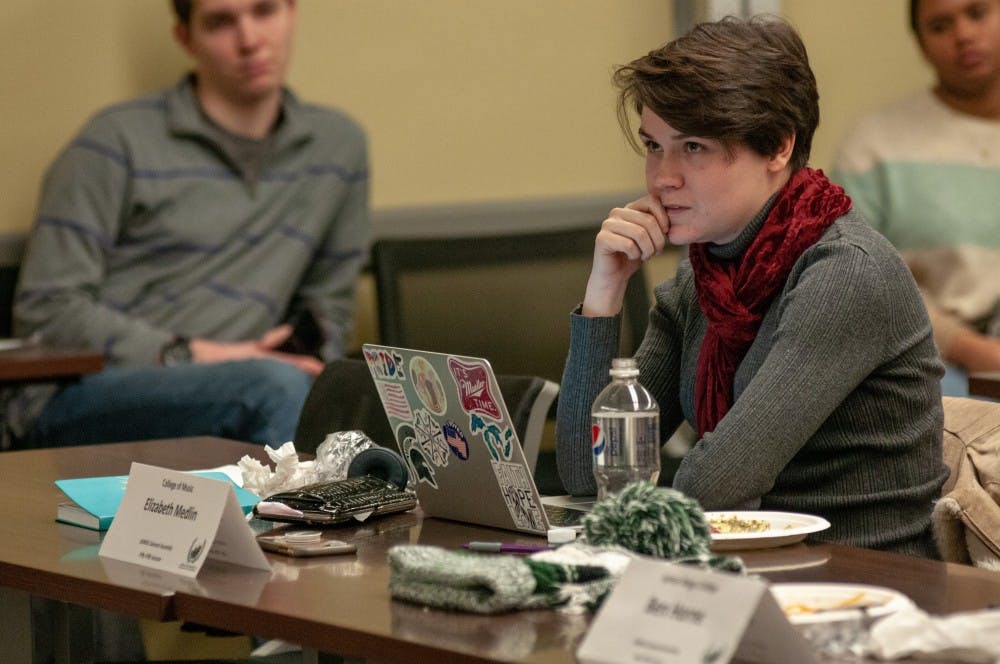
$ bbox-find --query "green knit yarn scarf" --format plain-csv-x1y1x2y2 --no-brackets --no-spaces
388,482,743,614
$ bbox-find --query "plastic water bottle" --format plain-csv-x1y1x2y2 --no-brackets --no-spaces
591,357,660,501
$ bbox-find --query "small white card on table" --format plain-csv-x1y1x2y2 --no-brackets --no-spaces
577,557,817,664
99,462,269,577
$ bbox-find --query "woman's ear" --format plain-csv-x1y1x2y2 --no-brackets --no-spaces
768,134,796,173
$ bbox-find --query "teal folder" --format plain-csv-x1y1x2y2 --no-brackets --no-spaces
55,470,260,531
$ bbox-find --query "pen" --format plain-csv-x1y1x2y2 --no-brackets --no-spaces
463,541,551,554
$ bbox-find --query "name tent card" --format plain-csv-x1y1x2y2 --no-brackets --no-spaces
576,557,817,664
99,462,269,577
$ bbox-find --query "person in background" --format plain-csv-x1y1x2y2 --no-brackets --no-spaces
7,0,369,447
556,16,948,557
832,0,1000,397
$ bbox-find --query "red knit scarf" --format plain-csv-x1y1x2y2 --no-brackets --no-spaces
689,167,851,437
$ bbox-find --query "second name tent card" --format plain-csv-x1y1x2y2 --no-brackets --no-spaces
577,556,817,664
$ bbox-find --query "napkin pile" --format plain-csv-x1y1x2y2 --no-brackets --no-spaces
867,606,1000,663
238,430,376,496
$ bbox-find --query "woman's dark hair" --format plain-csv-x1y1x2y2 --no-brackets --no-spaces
910,0,921,34
613,15,819,172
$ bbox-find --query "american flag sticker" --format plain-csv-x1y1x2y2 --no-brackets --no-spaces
377,380,413,421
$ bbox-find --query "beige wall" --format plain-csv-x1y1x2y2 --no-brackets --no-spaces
0,1,934,235
0,0,670,233
785,0,934,172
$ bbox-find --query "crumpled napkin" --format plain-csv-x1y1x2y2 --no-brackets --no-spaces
237,431,378,497
867,606,1000,663
238,441,316,497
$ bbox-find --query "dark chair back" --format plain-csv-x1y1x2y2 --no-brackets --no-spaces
0,233,26,337
371,227,650,384
294,358,396,455
294,358,558,472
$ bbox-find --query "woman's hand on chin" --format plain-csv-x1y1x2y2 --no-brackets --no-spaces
582,195,669,317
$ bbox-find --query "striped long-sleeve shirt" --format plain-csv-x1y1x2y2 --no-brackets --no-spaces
7,76,369,437
831,90,1000,354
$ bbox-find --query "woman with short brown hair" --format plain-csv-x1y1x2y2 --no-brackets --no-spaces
556,16,948,557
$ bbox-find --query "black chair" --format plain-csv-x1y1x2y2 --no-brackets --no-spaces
371,227,650,384
0,232,26,337
293,358,396,455
294,358,559,474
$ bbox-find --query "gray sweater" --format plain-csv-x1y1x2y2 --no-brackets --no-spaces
557,208,948,557
8,77,369,437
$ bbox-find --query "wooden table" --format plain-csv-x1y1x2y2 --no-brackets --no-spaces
969,371,1000,400
0,342,104,382
4,439,1000,663
176,527,1000,664
0,437,269,663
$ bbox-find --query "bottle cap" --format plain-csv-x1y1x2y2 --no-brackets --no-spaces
609,357,639,378
547,527,577,545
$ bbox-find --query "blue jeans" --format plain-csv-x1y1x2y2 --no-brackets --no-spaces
941,362,969,398
26,359,313,448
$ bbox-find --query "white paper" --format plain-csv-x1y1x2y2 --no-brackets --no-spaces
192,464,245,487
577,557,816,664
868,606,1000,663
99,463,269,577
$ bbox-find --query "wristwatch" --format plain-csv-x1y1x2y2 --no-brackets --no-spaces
160,337,193,367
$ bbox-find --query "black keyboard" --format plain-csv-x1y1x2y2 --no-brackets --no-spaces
543,503,587,528
255,475,417,525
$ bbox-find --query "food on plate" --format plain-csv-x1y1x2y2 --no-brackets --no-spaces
782,590,887,616
709,514,770,534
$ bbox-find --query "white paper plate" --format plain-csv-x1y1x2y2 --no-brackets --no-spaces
770,583,915,624
705,510,831,551
741,547,831,573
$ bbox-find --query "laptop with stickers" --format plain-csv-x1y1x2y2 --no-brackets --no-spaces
361,343,589,536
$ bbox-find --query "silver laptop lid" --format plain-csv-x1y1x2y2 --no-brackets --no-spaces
362,343,550,535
